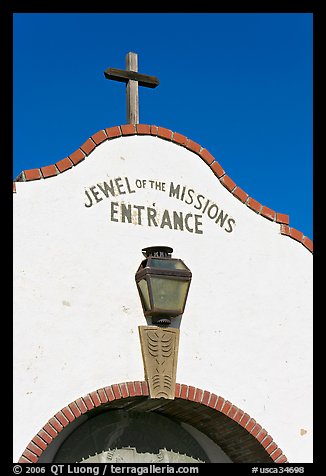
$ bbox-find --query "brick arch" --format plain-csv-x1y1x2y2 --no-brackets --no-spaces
18,381,288,464
13,123,313,253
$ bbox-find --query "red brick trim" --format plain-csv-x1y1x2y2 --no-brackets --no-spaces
280,225,313,252
13,124,312,252
41,165,59,179
18,381,287,464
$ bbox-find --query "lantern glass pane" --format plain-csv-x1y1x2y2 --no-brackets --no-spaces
150,259,188,271
150,276,189,314
137,279,151,311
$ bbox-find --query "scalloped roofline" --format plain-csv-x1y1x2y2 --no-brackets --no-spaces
13,123,313,253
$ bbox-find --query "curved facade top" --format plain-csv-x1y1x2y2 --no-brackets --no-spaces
13,123,313,252
13,123,313,463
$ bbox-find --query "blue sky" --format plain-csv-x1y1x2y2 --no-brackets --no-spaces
13,13,313,240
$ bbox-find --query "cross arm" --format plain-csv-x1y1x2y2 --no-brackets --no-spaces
104,67,159,88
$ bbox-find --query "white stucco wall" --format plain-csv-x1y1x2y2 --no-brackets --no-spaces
13,134,313,462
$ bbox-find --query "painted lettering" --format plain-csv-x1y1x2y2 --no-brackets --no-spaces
194,214,203,234
147,206,158,227
202,199,210,215
215,209,228,228
84,189,94,208
207,204,219,220
169,182,181,199
184,213,194,233
125,177,136,194
84,176,236,235
149,180,166,191
173,211,184,231
160,210,173,229
121,203,132,223
108,202,204,235
184,188,195,205
135,179,147,188
115,177,125,195
90,185,103,204
225,217,236,233
110,202,119,222
97,180,116,198
133,205,145,225
194,194,205,210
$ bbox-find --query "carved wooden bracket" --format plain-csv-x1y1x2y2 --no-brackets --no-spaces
138,326,180,399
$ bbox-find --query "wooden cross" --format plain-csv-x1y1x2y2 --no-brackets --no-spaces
104,52,159,125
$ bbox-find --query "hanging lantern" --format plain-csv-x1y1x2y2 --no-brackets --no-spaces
135,246,192,326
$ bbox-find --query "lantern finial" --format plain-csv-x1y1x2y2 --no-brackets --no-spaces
142,246,173,258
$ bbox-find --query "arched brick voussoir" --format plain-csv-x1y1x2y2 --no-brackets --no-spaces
174,383,288,463
18,380,149,463
13,124,312,252
18,381,287,464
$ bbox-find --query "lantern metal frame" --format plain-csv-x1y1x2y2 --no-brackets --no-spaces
135,246,192,322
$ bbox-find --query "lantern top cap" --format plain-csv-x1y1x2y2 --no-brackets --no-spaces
142,246,173,258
